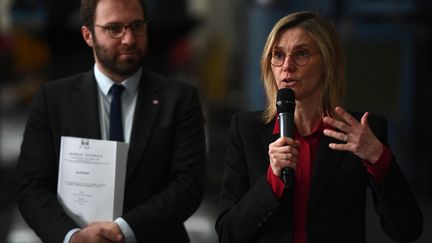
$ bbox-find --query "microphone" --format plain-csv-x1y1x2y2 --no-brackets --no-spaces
276,88,295,189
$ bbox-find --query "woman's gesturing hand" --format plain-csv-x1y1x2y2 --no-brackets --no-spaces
323,106,383,163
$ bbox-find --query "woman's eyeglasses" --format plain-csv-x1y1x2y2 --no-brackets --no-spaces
270,48,313,67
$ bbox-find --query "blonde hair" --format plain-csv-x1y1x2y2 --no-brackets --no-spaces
260,11,345,123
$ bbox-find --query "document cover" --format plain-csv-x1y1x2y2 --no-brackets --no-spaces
57,136,128,226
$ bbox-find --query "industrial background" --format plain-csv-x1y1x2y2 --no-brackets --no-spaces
1,0,431,242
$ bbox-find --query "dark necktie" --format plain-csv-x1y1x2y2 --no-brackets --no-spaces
109,84,125,142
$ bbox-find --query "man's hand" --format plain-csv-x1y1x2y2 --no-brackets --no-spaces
71,221,124,243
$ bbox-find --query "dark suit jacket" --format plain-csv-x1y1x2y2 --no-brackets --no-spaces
16,69,206,243
215,111,422,243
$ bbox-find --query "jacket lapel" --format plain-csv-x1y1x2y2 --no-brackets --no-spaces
125,70,161,180
71,72,101,139
308,135,344,217
262,118,279,154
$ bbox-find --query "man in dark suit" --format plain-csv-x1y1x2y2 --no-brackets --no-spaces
16,0,206,242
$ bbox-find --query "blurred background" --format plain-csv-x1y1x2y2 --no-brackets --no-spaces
1,0,431,242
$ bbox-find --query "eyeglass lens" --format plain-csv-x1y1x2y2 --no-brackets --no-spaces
271,49,310,66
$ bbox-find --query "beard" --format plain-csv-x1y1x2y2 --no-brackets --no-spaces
93,37,145,77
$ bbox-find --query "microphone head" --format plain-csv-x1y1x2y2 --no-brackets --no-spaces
276,88,295,113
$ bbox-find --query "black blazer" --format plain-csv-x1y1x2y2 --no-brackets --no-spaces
16,69,206,243
216,111,422,243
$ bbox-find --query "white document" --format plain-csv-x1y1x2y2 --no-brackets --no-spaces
57,136,128,227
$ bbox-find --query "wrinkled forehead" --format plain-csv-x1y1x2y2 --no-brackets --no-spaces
273,27,318,51
95,0,145,23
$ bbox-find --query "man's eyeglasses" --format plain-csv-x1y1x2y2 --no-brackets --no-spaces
270,48,313,67
93,20,148,39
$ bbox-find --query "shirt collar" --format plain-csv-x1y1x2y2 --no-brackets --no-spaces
273,116,326,138
299,118,325,139
94,64,141,96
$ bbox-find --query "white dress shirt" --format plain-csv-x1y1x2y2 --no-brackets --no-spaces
63,64,141,243
95,64,140,143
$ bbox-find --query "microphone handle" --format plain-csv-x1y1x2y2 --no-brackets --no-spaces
279,112,295,189
282,167,294,189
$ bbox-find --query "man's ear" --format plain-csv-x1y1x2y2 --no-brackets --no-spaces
81,26,94,47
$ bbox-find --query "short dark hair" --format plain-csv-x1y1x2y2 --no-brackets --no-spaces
80,0,148,27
